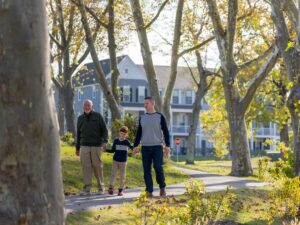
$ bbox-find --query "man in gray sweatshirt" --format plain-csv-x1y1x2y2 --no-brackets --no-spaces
133,96,171,198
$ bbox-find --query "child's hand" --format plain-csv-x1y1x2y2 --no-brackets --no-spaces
132,147,139,156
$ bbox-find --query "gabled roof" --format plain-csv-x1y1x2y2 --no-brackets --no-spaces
137,65,196,90
72,55,127,87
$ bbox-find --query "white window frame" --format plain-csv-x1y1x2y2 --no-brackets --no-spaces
78,88,81,101
123,85,130,102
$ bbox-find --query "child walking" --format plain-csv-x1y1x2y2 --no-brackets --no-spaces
107,126,133,196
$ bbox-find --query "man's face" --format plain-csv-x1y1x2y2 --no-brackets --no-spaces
83,101,93,114
144,99,154,112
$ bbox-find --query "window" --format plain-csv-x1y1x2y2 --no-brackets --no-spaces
172,90,179,104
123,86,130,102
138,86,145,102
186,90,192,104
78,88,81,101
125,68,128,74
92,86,97,99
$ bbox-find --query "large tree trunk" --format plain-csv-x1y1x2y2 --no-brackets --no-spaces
129,0,163,111
228,113,253,176
270,0,300,175
0,1,64,224
162,0,184,125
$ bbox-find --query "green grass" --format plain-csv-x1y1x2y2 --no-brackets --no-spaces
170,156,263,180
66,186,285,225
61,144,188,194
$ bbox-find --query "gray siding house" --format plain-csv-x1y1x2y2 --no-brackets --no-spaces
54,55,280,155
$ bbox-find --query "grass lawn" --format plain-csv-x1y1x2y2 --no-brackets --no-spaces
170,156,263,179
66,186,284,225
61,144,188,194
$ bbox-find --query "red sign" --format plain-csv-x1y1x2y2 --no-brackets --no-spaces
175,138,180,145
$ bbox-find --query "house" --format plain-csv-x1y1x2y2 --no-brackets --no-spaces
59,55,280,155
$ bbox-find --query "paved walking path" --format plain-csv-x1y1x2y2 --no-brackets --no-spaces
65,167,268,213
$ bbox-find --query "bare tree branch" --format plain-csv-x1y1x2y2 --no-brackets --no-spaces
49,33,63,49
182,56,198,85
240,47,279,114
144,0,169,29
178,36,215,57
237,44,275,71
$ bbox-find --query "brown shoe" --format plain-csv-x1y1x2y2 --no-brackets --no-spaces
146,191,153,198
160,188,166,197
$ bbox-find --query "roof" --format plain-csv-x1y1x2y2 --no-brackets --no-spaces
72,55,126,87
137,65,196,90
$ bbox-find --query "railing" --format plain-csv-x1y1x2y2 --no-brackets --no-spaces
253,128,279,136
171,125,202,134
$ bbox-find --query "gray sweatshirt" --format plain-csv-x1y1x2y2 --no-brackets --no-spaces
133,112,170,147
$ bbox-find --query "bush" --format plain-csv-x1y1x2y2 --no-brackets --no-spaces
257,157,271,180
173,179,236,225
128,179,236,225
267,177,300,224
61,132,75,146
112,114,138,143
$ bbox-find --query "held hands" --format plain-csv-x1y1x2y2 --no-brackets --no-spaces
132,147,139,156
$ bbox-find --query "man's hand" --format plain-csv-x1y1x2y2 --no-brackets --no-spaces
132,147,139,155
76,150,80,157
164,147,171,159
101,143,107,150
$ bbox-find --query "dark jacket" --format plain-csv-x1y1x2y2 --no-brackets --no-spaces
106,138,133,162
76,111,108,151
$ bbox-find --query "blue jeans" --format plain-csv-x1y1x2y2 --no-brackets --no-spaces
141,145,166,193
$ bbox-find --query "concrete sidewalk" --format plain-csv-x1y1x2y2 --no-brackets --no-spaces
65,167,267,213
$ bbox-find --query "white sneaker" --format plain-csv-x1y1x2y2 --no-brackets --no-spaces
79,191,90,196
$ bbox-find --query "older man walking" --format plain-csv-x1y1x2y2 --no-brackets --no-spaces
76,99,108,195
133,96,171,198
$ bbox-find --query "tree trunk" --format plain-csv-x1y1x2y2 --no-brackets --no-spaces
162,0,184,125
186,51,211,164
58,89,65,136
279,123,289,159
270,0,300,175
0,1,64,224
78,0,121,122
108,0,121,104
229,114,253,176
129,0,162,111
63,83,76,136
186,86,205,164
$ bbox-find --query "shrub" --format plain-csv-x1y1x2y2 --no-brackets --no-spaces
112,114,138,143
173,179,236,225
267,177,300,224
61,132,75,146
257,157,271,180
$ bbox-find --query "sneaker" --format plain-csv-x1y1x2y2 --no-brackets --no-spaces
108,187,114,195
146,191,153,198
160,188,166,197
118,189,123,196
79,191,90,196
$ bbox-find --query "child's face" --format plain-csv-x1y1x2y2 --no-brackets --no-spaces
119,131,127,138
